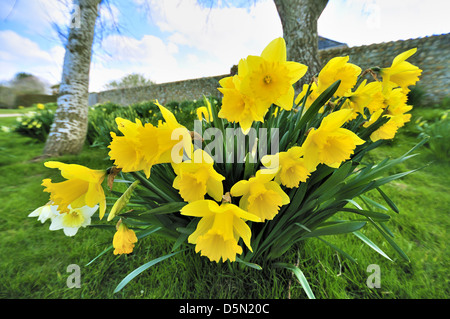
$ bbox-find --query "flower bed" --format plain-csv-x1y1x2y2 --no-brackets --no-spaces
29,37,425,298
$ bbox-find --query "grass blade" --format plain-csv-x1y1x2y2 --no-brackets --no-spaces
274,263,315,299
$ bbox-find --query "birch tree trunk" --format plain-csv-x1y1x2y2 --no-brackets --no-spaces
273,0,328,90
43,0,100,157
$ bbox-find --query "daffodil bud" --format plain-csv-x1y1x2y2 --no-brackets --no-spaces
108,180,140,221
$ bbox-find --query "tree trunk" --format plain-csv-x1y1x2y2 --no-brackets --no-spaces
273,0,328,90
43,0,100,157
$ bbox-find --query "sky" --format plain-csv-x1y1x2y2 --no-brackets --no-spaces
0,0,449,93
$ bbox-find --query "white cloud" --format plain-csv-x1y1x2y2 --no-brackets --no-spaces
319,0,450,46
90,33,180,90
142,0,283,69
0,30,64,86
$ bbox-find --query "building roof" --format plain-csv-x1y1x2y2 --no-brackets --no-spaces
318,36,348,50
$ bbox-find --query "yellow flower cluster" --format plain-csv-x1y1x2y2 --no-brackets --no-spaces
218,38,308,133
29,37,422,263
295,48,420,142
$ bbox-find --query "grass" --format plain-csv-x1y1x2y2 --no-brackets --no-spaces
0,105,448,299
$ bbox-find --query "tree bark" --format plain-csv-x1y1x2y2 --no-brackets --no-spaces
273,0,328,90
43,0,100,157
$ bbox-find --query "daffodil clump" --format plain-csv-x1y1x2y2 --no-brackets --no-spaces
30,38,424,297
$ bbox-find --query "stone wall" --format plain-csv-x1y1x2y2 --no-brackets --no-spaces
89,74,226,106
89,33,449,106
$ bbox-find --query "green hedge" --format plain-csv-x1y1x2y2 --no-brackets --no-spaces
14,94,57,108
12,98,220,146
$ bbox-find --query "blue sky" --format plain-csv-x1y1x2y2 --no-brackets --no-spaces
0,0,449,92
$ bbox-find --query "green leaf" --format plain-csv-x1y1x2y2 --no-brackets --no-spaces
235,257,263,271
172,218,198,252
359,195,388,211
130,172,174,202
136,226,162,239
294,80,341,133
299,221,367,239
376,187,400,213
274,263,315,299
340,208,391,221
353,231,393,262
134,202,187,216
85,245,114,266
114,251,183,293
314,161,353,198
315,237,358,264
368,219,410,262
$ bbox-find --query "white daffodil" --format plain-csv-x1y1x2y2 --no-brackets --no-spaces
28,203,59,224
49,205,98,237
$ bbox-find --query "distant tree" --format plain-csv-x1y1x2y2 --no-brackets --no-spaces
0,85,16,108
43,0,101,157
273,0,328,90
9,72,46,95
104,73,155,90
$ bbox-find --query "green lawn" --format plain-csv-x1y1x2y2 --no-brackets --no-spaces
0,105,448,299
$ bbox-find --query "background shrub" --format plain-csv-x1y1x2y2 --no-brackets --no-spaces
417,113,450,161
13,104,56,142
11,96,221,147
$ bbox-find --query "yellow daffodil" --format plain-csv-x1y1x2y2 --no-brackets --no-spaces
385,87,409,110
295,82,324,112
301,109,365,169
380,48,422,92
342,80,382,120
261,146,314,188
113,222,138,255
366,92,412,142
172,149,225,202
317,56,361,97
366,87,386,115
37,103,45,110
180,200,260,263
239,37,308,111
218,74,269,134
140,101,193,165
218,38,307,133
230,170,290,222
366,83,407,115
41,161,107,218
108,101,192,177
196,99,212,122
108,117,150,177
49,204,98,237
369,115,403,142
